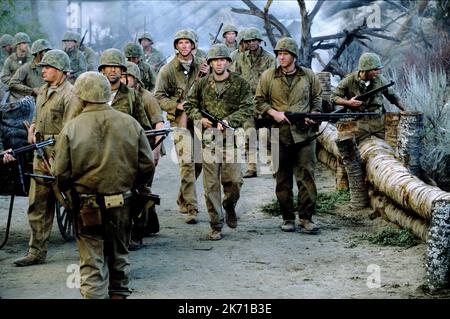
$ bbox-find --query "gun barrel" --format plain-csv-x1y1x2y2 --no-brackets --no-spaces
355,81,395,101
144,128,173,137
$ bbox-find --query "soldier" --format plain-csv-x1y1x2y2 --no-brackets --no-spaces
229,28,248,62
187,29,207,60
232,27,276,178
154,29,209,224
0,34,14,71
9,39,52,101
61,31,87,83
94,48,150,130
254,37,322,234
53,71,155,299
79,44,98,71
331,52,406,141
138,32,166,74
123,42,156,92
1,32,32,86
185,44,253,240
222,24,238,51
13,49,79,266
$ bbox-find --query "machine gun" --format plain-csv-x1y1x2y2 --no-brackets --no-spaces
0,138,54,160
255,112,379,129
200,108,235,131
144,128,173,149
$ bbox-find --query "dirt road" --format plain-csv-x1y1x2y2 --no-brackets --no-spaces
0,139,439,299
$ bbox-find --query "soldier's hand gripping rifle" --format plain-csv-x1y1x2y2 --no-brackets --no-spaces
200,108,235,131
0,138,55,160
144,128,173,149
255,112,379,129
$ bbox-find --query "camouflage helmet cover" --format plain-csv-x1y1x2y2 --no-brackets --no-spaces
138,32,153,44
358,52,383,71
236,28,248,45
243,27,262,41
125,61,144,86
274,37,298,58
38,49,71,72
31,39,52,55
74,71,111,103
222,24,238,37
173,29,196,50
13,32,31,46
0,34,14,48
207,44,232,64
62,31,81,42
98,48,127,71
124,42,144,58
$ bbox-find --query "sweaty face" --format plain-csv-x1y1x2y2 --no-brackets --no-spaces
101,66,122,85
224,32,237,44
277,51,295,69
210,58,229,76
176,39,194,57
244,39,260,51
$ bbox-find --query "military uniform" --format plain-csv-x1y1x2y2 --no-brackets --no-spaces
138,60,156,92
8,60,44,100
331,71,401,141
53,72,154,299
154,30,203,216
143,47,166,74
254,42,322,226
186,62,253,235
79,45,97,71
65,49,87,83
1,52,32,86
0,34,14,72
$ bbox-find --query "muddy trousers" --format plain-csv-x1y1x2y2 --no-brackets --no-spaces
173,128,202,212
202,149,243,230
76,203,132,299
27,170,56,257
275,140,317,221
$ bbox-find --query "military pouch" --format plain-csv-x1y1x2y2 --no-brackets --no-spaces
80,195,102,227
103,194,124,209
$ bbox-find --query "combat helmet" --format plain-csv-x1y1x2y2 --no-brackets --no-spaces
74,71,111,103
31,39,52,55
0,34,14,48
222,24,238,37
274,37,298,58
358,53,383,71
138,32,154,44
38,49,71,72
236,28,248,45
243,27,263,41
207,44,232,64
13,32,31,46
173,29,196,50
125,61,143,86
98,48,127,71
62,31,81,43
124,42,144,58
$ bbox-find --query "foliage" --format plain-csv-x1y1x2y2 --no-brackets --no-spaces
358,227,420,247
261,190,350,216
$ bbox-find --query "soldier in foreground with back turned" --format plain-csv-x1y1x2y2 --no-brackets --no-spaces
185,44,253,240
53,71,155,299
13,49,79,266
254,37,322,234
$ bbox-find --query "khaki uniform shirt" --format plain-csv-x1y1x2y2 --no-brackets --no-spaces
154,54,202,124
138,60,156,92
254,65,322,144
140,87,164,126
185,71,254,129
1,52,32,85
66,48,87,82
9,60,45,100
231,47,276,93
53,103,155,194
330,71,401,112
80,45,97,71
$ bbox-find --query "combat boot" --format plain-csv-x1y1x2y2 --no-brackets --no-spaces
185,208,198,224
13,251,46,267
207,228,222,240
243,170,257,178
225,209,237,229
280,220,295,232
298,219,320,234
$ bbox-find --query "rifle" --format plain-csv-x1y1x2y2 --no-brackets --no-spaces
144,128,173,149
255,112,379,129
79,30,88,47
153,55,170,69
355,81,395,102
0,138,54,159
212,23,224,44
200,108,235,131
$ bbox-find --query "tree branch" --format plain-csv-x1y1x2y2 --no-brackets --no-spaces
308,0,325,21
263,0,277,48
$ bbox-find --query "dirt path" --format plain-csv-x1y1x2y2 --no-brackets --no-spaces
0,139,439,299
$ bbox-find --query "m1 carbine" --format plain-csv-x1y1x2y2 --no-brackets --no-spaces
200,109,235,131
255,112,379,129
355,81,395,102
144,128,173,149
0,138,54,160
